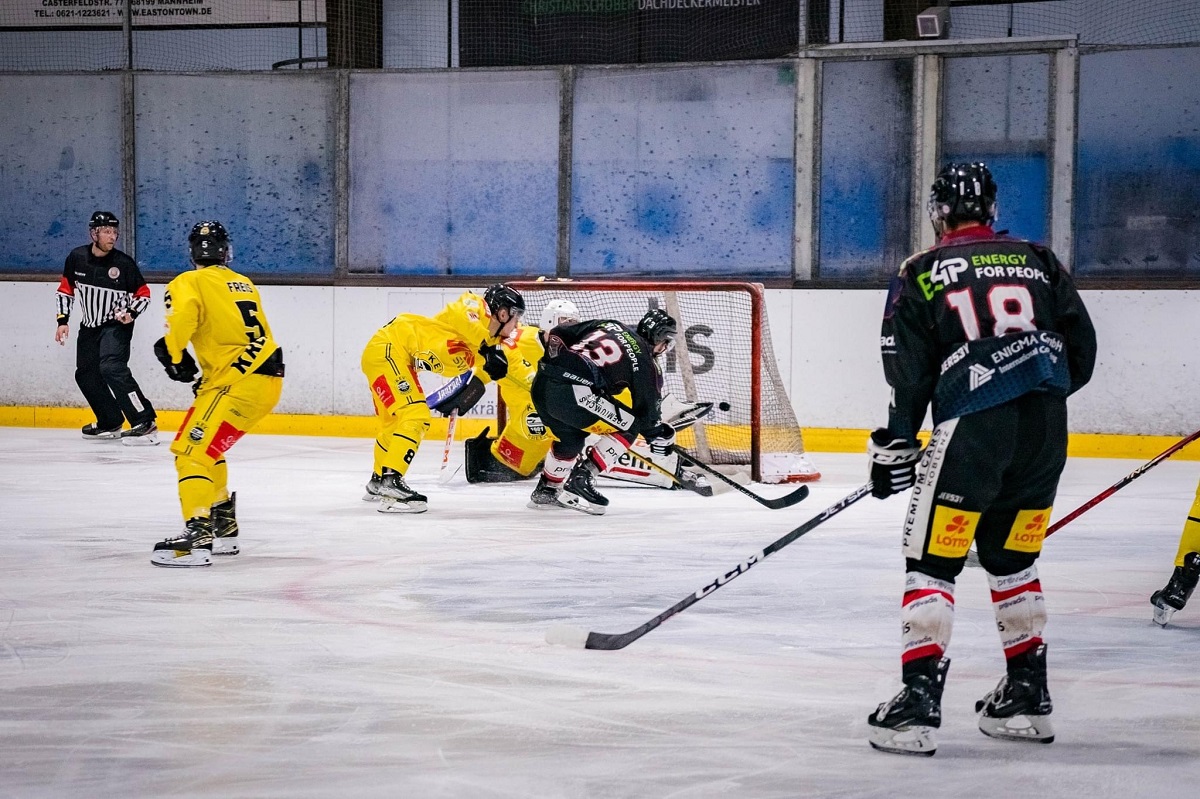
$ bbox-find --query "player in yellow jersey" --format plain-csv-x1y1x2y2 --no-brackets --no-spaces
149,221,285,567
361,283,524,513
1150,481,1200,625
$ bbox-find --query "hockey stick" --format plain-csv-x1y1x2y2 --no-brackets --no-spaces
546,482,873,651
966,427,1200,567
671,446,810,510
1046,427,1200,537
437,410,460,485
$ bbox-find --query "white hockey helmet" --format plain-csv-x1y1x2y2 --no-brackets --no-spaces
539,299,581,333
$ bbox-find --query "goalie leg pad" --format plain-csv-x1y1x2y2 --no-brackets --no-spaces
465,432,530,484
599,441,677,489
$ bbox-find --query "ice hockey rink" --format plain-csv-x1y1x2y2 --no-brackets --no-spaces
2,426,1199,798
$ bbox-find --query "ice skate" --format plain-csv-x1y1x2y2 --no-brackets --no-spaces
151,517,213,568
81,422,122,441
363,472,383,502
976,644,1054,743
376,468,428,514
211,493,239,556
120,420,159,446
527,474,568,510
868,657,949,756
558,460,608,516
1151,552,1200,627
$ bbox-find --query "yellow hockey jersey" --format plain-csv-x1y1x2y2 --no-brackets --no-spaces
163,265,280,389
498,324,542,393
375,291,506,381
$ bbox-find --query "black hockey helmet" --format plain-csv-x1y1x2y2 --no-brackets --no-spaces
929,162,997,235
188,220,230,265
483,283,525,319
89,211,119,229
637,308,677,352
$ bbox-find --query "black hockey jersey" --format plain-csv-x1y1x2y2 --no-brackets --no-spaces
881,225,1097,441
540,319,664,430
56,245,150,329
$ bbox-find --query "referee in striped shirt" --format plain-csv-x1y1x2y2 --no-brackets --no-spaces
55,211,157,444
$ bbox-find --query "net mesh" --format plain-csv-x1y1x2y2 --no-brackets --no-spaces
2,1,1197,73
511,281,815,481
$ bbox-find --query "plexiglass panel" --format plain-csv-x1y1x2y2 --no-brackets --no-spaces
349,71,559,276
941,54,1050,245
135,74,337,275
571,64,795,277
818,59,913,279
0,75,124,273
1076,47,1200,277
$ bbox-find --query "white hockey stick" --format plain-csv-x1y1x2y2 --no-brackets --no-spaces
437,410,460,485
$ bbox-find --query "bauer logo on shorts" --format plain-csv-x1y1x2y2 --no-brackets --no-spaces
1005,508,1051,553
928,505,980,558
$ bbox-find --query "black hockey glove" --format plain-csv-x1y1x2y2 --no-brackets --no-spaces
480,343,509,381
434,374,486,417
867,428,921,499
643,422,676,456
153,337,199,383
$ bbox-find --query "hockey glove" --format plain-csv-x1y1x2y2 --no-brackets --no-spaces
433,374,486,417
867,428,921,499
480,343,509,381
643,422,676,456
153,337,199,383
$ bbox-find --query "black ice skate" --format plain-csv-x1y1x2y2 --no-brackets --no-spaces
211,493,239,556
1151,552,1200,627
81,422,122,441
151,517,214,568
976,644,1054,743
868,657,950,756
363,472,383,502
527,474,568,510
559,460,609,516
376,468,428,514
120,420,159,446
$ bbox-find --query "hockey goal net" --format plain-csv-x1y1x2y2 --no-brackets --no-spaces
508,280,819,483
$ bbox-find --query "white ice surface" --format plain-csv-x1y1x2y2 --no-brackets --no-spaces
2,427,1199,798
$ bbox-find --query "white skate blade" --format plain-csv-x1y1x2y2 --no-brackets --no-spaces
868,724,937,756
545,625,589,648
557,495,606,516
362,492,381,502
212,537,239,556
978,713,1054,743
377,498,428,514
527,499,569,511
1153,602,1178,627
121,434,159,447
150,548,212,568
83,431,121,441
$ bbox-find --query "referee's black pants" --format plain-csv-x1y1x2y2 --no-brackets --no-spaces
76,321,155,429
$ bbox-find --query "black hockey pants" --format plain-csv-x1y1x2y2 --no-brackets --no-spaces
76,321,156,429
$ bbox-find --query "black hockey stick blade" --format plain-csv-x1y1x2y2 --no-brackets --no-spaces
548,482,874,651
672,446,809,509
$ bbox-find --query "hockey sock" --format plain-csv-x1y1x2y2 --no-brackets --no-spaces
1174,481,1200,566
586,434,633,472
901,571,955,672
542,449,576,486
988,565,1046,665
175,454,216,521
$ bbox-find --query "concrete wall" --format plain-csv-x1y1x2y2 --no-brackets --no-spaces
6,280,1197,437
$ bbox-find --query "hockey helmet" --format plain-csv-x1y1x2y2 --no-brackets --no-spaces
483,283,525,319
637,308,677,353
928,162,997,235
89,211,119,229
538,299,581,333
188,220,230,266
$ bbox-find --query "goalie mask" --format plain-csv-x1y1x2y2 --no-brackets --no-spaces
928,162,997,237
188,220,230,266
637,308,677,355
539,299,581,333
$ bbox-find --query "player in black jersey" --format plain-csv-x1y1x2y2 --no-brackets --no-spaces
866,163,1097,756
54,211,157,444
528,309,675,515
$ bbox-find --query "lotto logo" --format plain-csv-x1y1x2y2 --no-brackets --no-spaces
1005,508,1051,553
928,505,980,558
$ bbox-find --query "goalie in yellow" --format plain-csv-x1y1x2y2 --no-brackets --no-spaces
360,283,524,513
149,221,285,568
